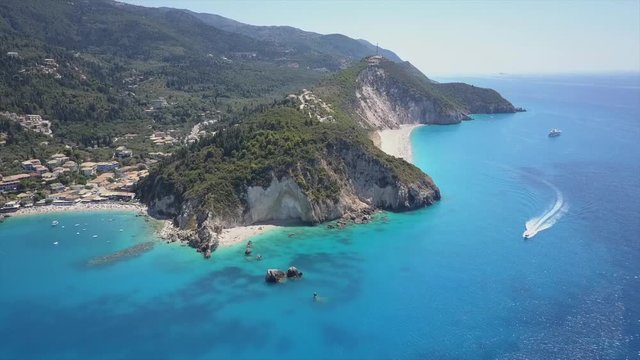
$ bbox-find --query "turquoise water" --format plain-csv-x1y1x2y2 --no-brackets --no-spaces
1,74,639,359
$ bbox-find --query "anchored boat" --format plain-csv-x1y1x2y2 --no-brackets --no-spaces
548,128,562,137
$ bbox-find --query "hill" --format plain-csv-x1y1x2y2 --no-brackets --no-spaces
315,56,519,128
0,1,510,152
140,95,440,255
188,11,403,67
0,0,402,156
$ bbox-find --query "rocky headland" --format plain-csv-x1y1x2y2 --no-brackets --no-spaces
140,56,520,257
351,57,520,129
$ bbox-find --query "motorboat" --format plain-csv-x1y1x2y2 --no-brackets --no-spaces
51,220,59,226
548,129,562,137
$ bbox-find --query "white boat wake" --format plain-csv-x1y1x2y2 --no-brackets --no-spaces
523,177,568,239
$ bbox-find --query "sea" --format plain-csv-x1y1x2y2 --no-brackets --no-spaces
0,74,639,360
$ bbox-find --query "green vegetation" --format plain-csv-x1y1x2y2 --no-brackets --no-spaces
0,0,339,175
0,0,405,179
315,60,368,110
432,82,516,113
189,13,402,70
141,99,425,218
0,119,57,174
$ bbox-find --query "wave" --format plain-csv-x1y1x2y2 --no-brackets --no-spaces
523,177,568,239
480,161,569,238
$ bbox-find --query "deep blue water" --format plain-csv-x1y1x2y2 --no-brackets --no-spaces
1,74,639,359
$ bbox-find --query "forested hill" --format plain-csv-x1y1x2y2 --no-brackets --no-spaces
188,11,403,65
0,0,398,149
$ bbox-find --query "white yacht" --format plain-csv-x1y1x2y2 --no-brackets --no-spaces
548,129,562,137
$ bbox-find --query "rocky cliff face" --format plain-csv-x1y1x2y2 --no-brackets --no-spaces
142,133,440,256
352,57,518,129
328,138,440,210
355,66,469,128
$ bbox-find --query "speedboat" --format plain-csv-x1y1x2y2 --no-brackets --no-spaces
522,229,534,239
51,220,59,226
548,129,561,137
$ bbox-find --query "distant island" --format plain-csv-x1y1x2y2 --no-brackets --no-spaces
0,0,521,257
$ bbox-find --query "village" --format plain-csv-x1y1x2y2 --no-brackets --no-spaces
0,145,148,214
0,111,52,136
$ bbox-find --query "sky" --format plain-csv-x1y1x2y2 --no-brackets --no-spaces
122,0,640,75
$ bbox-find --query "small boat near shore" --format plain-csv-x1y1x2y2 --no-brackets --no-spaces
51,220,59,226
548,128,562,137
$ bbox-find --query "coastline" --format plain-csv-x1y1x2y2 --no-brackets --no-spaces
375,124,424,164
157,219,283,248
5,201,282,249
9,202,148,218
218,224,281,247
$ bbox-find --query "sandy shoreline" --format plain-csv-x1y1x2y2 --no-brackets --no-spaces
375,124,424,164
218,224,281,247
6,202,281,247
157,220,282,248
9,202,148,218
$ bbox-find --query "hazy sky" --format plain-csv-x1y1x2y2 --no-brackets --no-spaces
122,0,640,75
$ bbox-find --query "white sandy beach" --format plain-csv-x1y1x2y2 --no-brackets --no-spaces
156,218,282,248
218,224,281,247
7,201,281,248
10,202,148,218
375,124,424,164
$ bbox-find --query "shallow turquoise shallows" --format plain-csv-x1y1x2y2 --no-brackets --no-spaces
1,74,639,359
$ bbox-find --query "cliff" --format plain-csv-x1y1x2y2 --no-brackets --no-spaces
140,105,439,255
317,56,519,129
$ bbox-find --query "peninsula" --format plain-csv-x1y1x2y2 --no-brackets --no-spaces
141,57,519,256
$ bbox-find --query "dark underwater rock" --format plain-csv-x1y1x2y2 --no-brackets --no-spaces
265,269,286,283
287,266,303,278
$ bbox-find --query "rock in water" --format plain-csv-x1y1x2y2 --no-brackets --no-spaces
265,269,286,283
287,266,303,278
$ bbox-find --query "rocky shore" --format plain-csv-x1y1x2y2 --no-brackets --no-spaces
326,207,380,229
156,206,387,258
157,219,282,257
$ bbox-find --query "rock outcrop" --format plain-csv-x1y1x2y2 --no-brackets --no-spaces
355,65,468,127
265,269,287,283
287,266,303,278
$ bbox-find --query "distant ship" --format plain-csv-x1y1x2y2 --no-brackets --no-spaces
548,129,562,137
